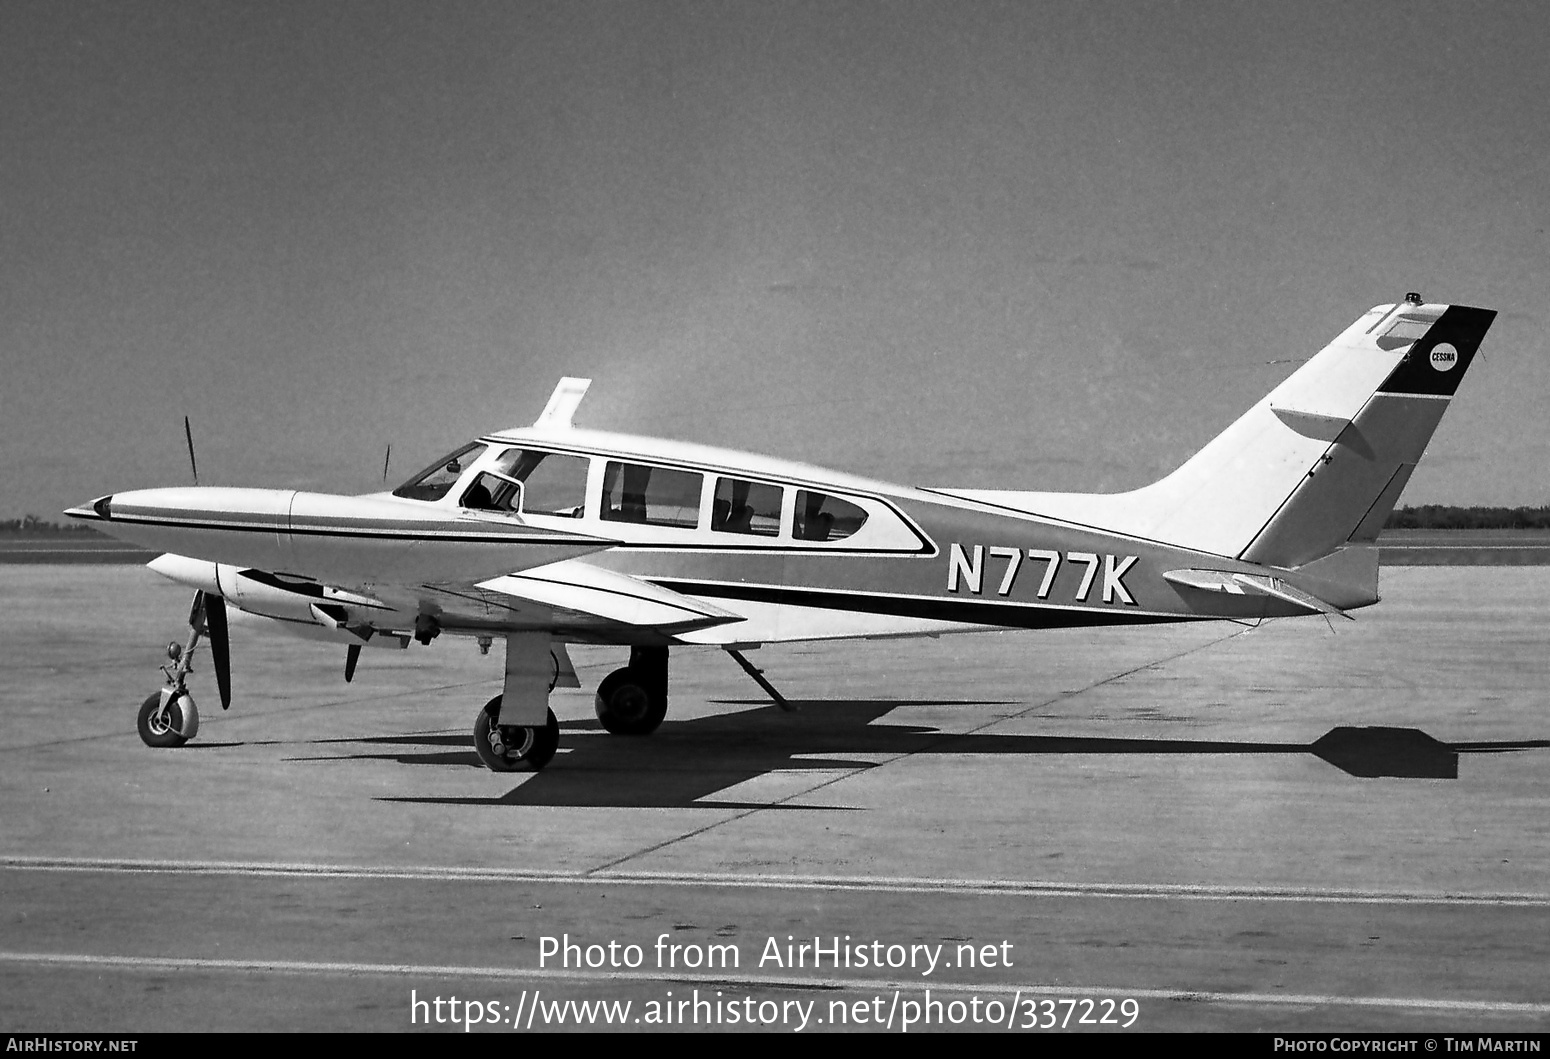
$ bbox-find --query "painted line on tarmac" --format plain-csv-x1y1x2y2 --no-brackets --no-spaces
2,951,1547,1018
5,855,1550,907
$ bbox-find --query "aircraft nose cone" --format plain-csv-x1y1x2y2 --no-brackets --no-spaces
63,495,112,521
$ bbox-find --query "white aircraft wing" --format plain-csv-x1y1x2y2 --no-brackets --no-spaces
475,560,746,632
158,551,748,644
367,559,749,639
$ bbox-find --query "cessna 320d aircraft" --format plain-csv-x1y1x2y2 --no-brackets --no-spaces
69,296,1495,772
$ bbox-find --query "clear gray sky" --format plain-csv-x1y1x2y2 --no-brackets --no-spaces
3,0,1547,519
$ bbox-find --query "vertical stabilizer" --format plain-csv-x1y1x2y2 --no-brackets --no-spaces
939,299,1496,570
1239,303,1494,566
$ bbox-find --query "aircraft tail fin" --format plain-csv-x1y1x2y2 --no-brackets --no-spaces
943,298,1496,577
1235,300,1494,568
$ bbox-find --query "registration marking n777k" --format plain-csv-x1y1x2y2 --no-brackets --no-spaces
947,544,1138,605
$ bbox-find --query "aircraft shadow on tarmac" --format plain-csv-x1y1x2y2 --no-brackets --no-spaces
290,699,1550,808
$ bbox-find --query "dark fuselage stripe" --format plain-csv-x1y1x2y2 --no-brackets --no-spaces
656,580,1189,630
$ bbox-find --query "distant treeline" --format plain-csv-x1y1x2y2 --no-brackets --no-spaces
1384,506,1550,530
0,517,101,535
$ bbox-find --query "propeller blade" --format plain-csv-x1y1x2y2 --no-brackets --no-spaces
183,416,199,485
205,593,231,710
344,643,361,683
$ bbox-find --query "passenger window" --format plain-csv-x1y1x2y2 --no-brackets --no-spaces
392,443,487,502
793,490,867,541
712,478,782,537
494,449,589,518
601,462,702,528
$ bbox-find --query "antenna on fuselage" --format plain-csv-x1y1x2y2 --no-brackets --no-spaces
382,443,392,484
183,416,199,485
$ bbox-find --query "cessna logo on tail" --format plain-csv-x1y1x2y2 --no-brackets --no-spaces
1430,342,1459,371
947,543,1139,605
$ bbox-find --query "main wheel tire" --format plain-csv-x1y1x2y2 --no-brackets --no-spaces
137,692,189,748
594,667,667,735
473,695,559,772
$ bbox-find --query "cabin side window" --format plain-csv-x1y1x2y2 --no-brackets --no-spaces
793,490,868,541
711,477,783,537
460,471,520,512
600,461,703,528
392,443,488,502
492,449,589,517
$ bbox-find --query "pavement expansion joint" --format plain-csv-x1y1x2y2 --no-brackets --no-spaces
6,855,1549,906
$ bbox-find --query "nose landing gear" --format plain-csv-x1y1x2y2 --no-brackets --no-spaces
137,591,211,748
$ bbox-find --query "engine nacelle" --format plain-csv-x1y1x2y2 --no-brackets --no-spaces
146,554,396,629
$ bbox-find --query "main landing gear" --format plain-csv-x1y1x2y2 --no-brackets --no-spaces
470,631,576,772
470,642,672,772
594,646,669,735
473,695,560,771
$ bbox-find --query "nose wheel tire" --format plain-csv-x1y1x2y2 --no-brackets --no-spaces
473,695,559,772
137,693,189,748
594,667,667,735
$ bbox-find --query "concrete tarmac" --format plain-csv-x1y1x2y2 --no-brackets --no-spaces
1,565,1547,1033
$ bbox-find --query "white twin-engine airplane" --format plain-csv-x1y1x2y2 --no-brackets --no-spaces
70,296,1495,772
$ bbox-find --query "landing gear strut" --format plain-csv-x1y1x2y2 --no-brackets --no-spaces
137,591,210,748
595,646,669,735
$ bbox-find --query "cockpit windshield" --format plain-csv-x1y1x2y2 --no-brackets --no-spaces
391,442,487,502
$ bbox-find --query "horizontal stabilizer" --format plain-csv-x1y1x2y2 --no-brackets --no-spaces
1163,568,1252,595
1163,568,1351,619
1232,573,1353,619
